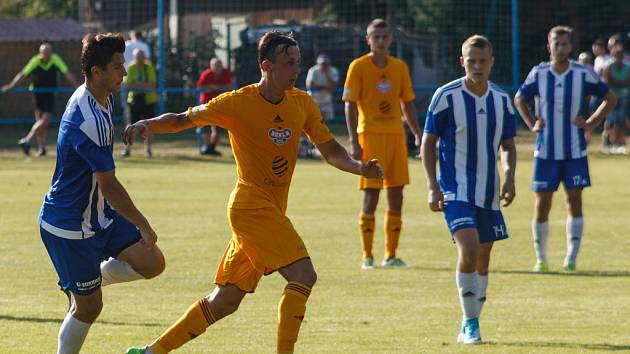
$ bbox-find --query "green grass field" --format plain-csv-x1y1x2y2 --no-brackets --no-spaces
1,128,630,353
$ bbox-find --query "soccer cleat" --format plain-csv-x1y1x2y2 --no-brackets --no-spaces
361,256,375,270
121,147,130,157
381,257,409,269
457,318,482,344
36,147,47,156
18,138,31,156
563,261,576,272
125,347,148,354
532,260,549,272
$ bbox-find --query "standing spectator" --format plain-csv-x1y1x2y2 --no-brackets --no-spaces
306,53,339,122
603,43,630,154
122,31,152,127
122,49,158,157
592,38,608,77
196,58,233,155
124,31,151,66
579,51,594,145
2,43,78,156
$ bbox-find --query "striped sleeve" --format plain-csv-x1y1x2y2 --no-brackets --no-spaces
518,66,539,101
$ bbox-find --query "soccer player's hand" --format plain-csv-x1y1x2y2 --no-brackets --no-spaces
360,159,383,179
532,117,545,132
427,187,444,212
350,140,363,160
122,121,149,146
574,116,590,130
414,134,422,160
139,224,158,249
1,85,10,93
500,179,516,207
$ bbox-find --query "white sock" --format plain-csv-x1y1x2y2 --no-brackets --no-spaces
57,312,91,354
456,271,479,320
100,258,143,287
532,221,549,262
565,217,584,264
477,274,488,316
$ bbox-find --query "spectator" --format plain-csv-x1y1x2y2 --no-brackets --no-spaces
306,53,339,122
124,31,151,67
603,43,630,154
2,43,78,156
122,48,158,157
196,58,233,155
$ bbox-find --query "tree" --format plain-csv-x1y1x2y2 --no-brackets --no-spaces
0,0,78,20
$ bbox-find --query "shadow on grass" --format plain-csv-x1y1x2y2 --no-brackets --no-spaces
118,154,235,165
0,314,162,327
485,340,630,351
412,266,630,278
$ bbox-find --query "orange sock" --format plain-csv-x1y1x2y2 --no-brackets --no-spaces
359,212,375,258
277,282,311,353
384,210,402,259
152,298,216,353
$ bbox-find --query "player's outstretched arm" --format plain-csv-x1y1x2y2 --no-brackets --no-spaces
420,133,443,212
123,112,194,145
1,73,25,92
95,170,157,248
499,138,517,207
316,138,383,179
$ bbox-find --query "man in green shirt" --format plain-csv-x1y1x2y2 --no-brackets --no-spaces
2,43,79,156
122,48,158,157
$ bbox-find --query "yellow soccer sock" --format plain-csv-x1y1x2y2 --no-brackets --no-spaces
152,298,216,353
277,282,311,354
384,210,402,259
359,212,375,258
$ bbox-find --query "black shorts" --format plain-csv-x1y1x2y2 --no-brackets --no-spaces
130,101,156,124
33,93,55,113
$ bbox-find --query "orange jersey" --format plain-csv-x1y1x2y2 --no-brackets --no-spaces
342,54,415,134
187,84,333,213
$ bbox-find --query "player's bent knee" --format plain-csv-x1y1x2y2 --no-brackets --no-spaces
73,298,103,323
139,249,166,279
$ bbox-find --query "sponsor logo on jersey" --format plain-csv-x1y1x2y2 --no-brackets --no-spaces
379,100,392,113
272,155,289,177
268,128,292,145
377,78,392,93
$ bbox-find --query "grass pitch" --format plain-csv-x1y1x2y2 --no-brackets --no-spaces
1,128,629,353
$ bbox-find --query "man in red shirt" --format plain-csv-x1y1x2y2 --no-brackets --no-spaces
196,58,233,155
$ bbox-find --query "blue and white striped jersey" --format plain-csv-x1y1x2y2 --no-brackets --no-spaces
518,61,609,160
425,78,516,210
39,85,118,239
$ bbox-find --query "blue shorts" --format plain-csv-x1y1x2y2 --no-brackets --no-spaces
532,157,591,192
443,201,509,244
40,215,141,295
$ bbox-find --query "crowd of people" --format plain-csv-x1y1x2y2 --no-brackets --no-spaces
2,19,627,353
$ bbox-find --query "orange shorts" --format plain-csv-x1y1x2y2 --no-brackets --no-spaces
358,132,409,189
214,207,309,293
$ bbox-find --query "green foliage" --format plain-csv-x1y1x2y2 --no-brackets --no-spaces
0,0,78,19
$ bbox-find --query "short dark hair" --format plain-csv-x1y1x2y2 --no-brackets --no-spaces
257,31,298,66
462,34,493,55
81,33,125,79
593,38,606,47
548,26,573,41
367,18,389,35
